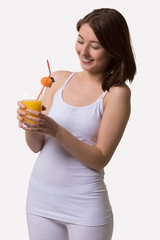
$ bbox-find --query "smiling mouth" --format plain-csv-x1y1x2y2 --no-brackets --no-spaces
81,57,93,64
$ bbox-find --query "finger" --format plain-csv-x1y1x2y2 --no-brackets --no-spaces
17,101,25,109
25,115,40,123
23,120,38,129
18,121,23,128
26,109,44,118
23,121,42,132
17,108,26,116
18,121,26,130
21,122,31,131
17,114,24,122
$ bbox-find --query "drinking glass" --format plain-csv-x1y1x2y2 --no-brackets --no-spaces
22,89,42,124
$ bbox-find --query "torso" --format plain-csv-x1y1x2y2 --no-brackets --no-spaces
26,71,113,226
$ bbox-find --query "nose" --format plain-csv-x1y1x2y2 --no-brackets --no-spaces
81,44,90,57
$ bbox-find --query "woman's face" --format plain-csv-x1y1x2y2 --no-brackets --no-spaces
75,23,111,74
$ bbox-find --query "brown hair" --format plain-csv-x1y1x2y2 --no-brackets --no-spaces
77,8,136,91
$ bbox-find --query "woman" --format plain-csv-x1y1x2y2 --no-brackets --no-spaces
17,8,136,240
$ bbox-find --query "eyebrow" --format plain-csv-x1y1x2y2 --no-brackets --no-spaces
78,34,100,44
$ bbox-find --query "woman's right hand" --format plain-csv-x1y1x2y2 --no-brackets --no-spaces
17,101,26,129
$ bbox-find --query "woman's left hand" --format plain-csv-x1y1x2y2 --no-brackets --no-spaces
23,109,59,137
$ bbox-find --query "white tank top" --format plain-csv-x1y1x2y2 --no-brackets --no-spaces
26,72,113,226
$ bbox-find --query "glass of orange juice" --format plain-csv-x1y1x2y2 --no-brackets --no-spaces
22,89,42,124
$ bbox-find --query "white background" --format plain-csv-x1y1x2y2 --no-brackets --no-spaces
0,0,159,239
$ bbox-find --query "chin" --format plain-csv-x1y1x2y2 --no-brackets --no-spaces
80,63,95,72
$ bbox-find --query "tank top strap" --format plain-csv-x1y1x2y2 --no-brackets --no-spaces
98,90,107,117
62,72,76,90
97,90,108,101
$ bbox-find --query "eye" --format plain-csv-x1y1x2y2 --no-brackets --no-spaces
91,45,100,50
77,40,84,44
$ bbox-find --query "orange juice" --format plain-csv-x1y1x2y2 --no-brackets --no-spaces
22,99,42,124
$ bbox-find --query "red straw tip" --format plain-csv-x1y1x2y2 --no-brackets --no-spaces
47,59,51,77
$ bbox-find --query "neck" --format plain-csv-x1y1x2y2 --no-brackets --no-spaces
82,71,103,84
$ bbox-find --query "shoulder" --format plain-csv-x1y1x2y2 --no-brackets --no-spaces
104,83,131,108
48,70,73,92
52,70,73,80
51,70,73,85
108,83,131,100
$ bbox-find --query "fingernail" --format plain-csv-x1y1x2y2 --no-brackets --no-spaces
21,103,25,109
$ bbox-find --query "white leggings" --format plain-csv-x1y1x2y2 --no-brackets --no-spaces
27,213,113,240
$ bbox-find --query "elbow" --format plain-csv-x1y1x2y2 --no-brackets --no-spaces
95,167,103,172
95,160,110,172
93,148,111,172
88,160,108,173
97,160,111,172
29,146,42,153
26,134,45,153
33,149,41,154
25,132,45,154
28,140,44,153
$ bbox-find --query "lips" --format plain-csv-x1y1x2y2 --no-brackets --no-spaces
81,57,93,64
